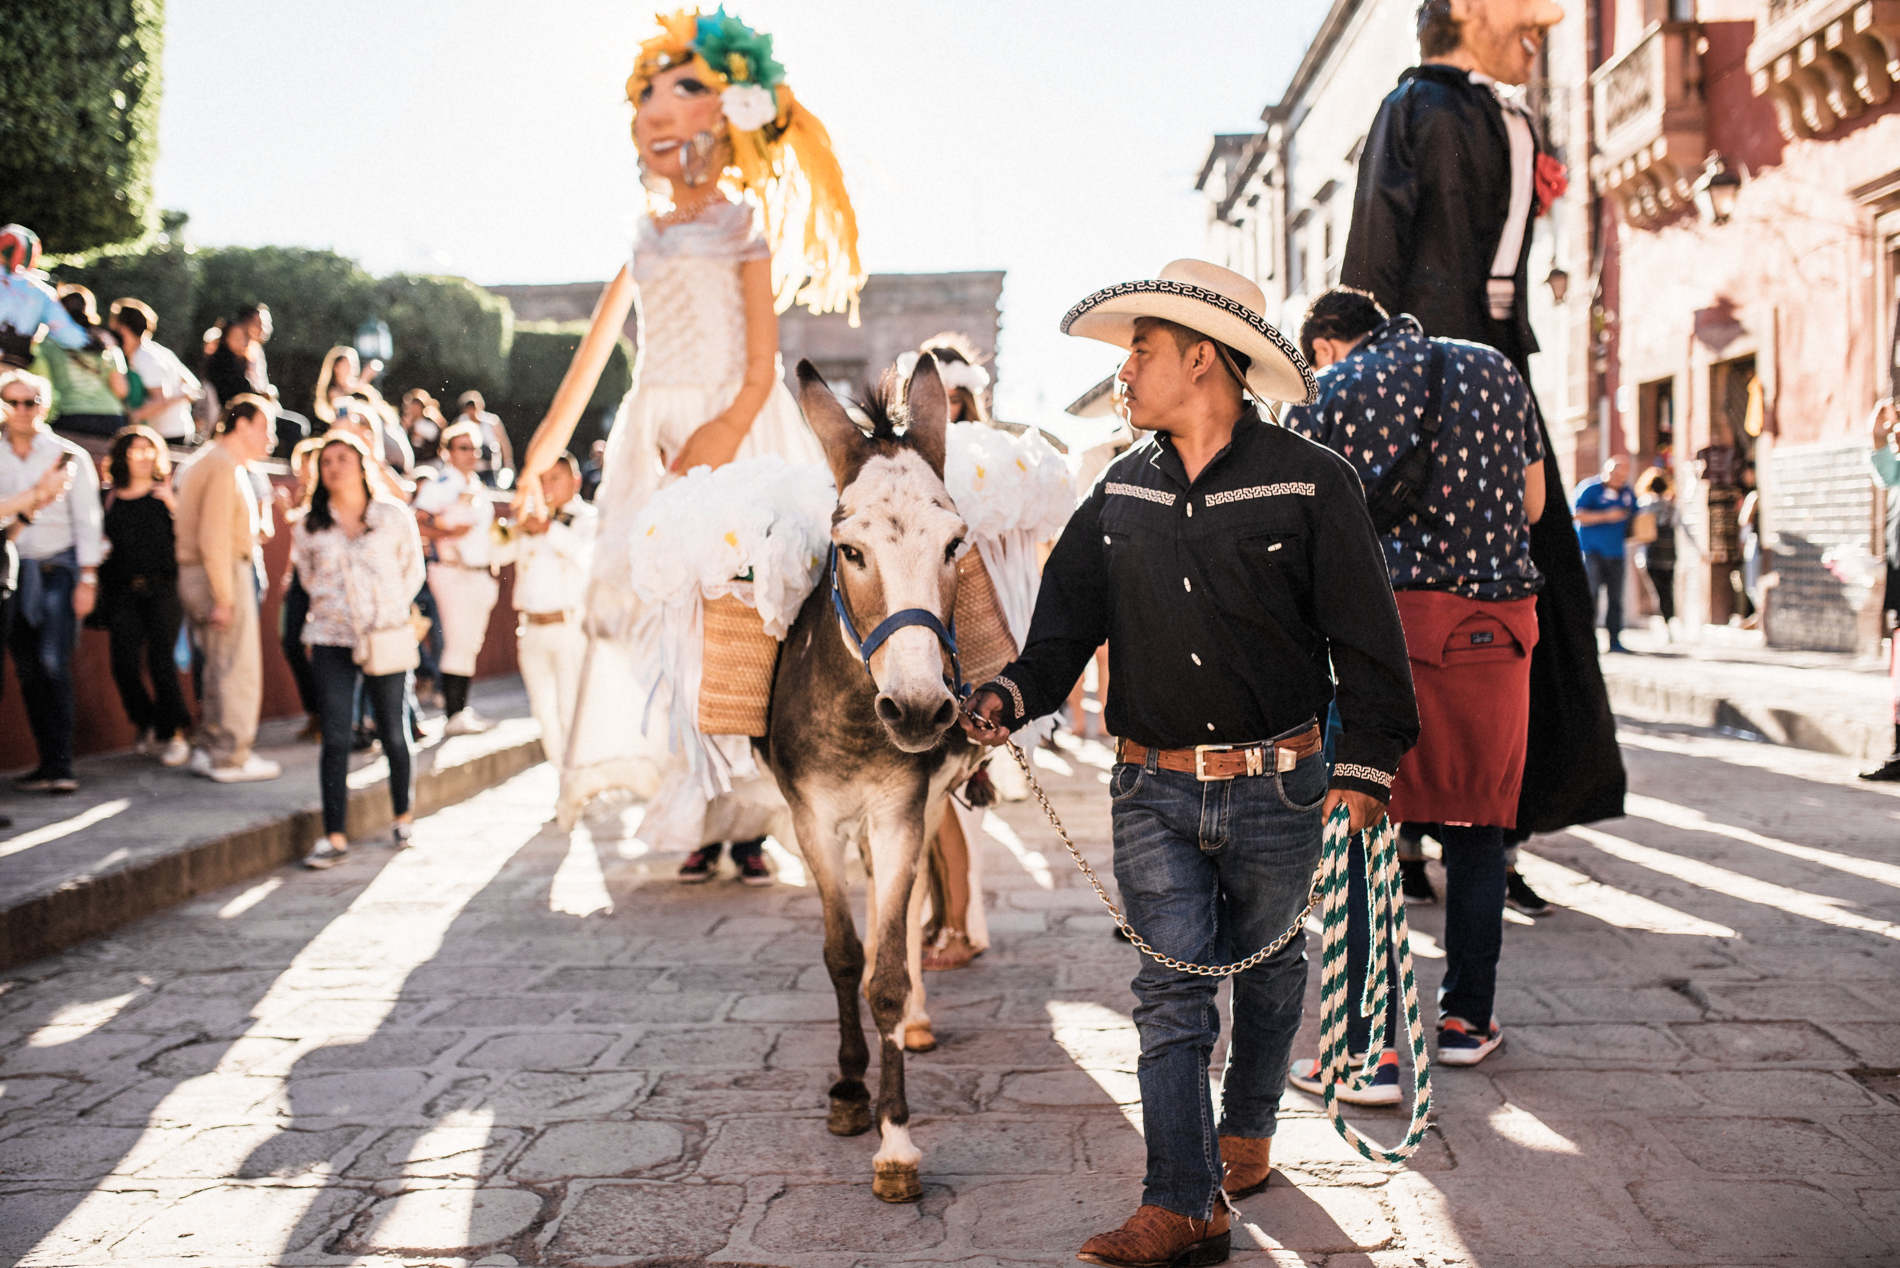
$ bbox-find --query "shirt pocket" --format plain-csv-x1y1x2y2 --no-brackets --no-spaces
1236,527,1310,596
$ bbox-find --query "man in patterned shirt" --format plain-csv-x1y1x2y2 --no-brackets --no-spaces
1284,286,1546,1076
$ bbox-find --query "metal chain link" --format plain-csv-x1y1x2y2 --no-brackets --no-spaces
995,737,1316,978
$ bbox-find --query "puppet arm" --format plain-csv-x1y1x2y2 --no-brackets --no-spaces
517,265,636,508
668,257,778,473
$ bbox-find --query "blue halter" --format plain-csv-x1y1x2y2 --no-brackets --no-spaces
829,543,968,699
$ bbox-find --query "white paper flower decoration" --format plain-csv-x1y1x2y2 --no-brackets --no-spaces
721,84,777,132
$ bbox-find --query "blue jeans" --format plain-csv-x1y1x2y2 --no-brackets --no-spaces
8,559,78,779
311,644,412,836
1110,737,1327,1219
1583,551,1626,640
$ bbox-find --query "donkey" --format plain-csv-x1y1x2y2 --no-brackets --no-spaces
758,356,985,1203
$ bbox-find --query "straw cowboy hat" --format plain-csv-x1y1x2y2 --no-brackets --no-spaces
1059,259,1317,406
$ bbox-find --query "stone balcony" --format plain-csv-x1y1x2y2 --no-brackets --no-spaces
1591,22,1710,228
1750,0,1900,139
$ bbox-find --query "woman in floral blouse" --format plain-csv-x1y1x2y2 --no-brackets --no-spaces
291,432,425,870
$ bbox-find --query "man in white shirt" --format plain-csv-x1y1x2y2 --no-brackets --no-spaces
414,419,499,734
509,453,597,765
108,299,200,443
0,369,106,793
454,391,514,489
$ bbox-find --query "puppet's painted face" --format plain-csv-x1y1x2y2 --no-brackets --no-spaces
633,62,726,184
1454,0,1564,86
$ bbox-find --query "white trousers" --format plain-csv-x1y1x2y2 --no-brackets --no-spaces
518,616,587,765
428,564,498,678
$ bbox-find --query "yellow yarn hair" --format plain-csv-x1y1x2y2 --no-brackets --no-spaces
626,9,865,323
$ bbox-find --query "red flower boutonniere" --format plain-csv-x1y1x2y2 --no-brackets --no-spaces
1534,153,1569,217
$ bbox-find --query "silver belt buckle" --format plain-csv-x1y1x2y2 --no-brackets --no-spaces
1194,743,1236,782
1276,744,1298,773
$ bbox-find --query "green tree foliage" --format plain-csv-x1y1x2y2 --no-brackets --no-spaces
0,0,164,254
375,275,514,406
499,322,634,460
54,211,200,344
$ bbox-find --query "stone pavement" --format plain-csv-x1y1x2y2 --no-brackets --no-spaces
1,719,1897,1266
1599,627,1892,761
0,679,540,968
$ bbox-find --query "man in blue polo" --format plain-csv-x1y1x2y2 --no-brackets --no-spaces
1573,456,1636,653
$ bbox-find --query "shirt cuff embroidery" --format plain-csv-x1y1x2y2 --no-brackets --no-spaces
1331,762,1394,789
992,674,1026,724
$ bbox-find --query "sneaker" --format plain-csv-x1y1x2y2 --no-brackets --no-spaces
159,736,192,767
1286,1050,1403,1106
1398,857,1438,904
1859,756,1900,783
1505,868,1552,916
47,776,78,794
1607,638,1630,653
187,747,213,777
730,839,774,886
13,770,53,792
392,820,414,848
303,839,349,870
1437,1016,1504,1067
678,842,722,882
209,755,283,783
133,727,155,755
442,708,494,737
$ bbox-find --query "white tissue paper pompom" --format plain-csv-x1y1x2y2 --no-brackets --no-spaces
943,422,1074,545
721,84,778,132
625,455,834,638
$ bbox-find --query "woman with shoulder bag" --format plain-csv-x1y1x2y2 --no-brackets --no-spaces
291,432,425,870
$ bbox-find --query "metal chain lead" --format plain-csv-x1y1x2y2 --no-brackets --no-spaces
995,737,1315,978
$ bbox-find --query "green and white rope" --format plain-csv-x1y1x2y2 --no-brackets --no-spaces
992,736,1432,1162
1316,804,1432,1162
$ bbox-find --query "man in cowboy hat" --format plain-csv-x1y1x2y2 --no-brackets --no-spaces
961,260,1418,1268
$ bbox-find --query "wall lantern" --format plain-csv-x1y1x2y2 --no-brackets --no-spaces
1692,153,1741,226
354,317,392,365
1545,267,1570,304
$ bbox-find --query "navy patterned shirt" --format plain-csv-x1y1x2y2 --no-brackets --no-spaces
1285,315,1545,603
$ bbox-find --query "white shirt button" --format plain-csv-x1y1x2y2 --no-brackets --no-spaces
1187,503,1194,517
1191,653,1202,666
1207,723,1216,731
1183,577,1192,593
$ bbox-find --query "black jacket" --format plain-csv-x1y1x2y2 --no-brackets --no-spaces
1343,64,1539,365
981,412,1418,804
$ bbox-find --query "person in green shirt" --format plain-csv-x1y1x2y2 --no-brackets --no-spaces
39,285,128,437
1865,397,1900,783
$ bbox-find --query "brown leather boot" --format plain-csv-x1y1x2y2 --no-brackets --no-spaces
1219,1134,1271,1199
1076,1202,1231,1267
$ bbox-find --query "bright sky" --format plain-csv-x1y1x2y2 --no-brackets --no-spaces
152,1,1318,437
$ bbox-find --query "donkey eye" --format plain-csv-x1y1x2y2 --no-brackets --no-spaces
840,544,864,567
944,538,963,564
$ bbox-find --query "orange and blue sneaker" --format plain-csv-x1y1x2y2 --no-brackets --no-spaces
1436,1016,1503,1066
1286,1049,1403,1105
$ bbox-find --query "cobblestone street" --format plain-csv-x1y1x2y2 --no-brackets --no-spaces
2,720,1897,1267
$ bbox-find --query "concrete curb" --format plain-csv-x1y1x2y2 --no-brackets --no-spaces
1604,671,1889,761
0,735,544,970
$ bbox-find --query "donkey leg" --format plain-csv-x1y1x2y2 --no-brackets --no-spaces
865,819,926,1202
901,862,935,1053
796,802,873,1138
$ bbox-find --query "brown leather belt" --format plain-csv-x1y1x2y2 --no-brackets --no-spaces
524,611,566,625
1116,725,1323,781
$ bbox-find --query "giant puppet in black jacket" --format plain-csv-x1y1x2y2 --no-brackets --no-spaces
1341,0,1626,835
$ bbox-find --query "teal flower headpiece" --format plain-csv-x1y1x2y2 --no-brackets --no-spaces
694,7,784,89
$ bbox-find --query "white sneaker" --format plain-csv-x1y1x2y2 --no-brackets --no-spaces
159,736,192,768
187,747,213,777
442,708,494,737
209,755,283,783
303,839,349,869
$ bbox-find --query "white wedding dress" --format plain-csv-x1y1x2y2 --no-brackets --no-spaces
559,199,821,838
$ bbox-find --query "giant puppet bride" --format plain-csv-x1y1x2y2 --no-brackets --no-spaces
514,10,1071,870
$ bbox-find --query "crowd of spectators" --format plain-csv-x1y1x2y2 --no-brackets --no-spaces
0,221,593,862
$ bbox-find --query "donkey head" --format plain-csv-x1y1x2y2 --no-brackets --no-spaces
796,356,967,753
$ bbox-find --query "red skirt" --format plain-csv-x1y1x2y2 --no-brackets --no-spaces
1387,591,1541,829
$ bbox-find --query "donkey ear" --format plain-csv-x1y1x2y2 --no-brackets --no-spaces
904,353,949,478
796,359,867,489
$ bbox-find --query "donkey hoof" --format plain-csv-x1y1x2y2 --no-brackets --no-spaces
828,1097,873,1137
872,1161,923,1203
902,1022,937,1053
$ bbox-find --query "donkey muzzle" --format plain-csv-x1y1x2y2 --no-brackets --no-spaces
874,686,959,752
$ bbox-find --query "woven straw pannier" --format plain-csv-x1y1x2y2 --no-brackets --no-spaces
697,593,780,737
695,553,1018,738
954,551,1018,686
